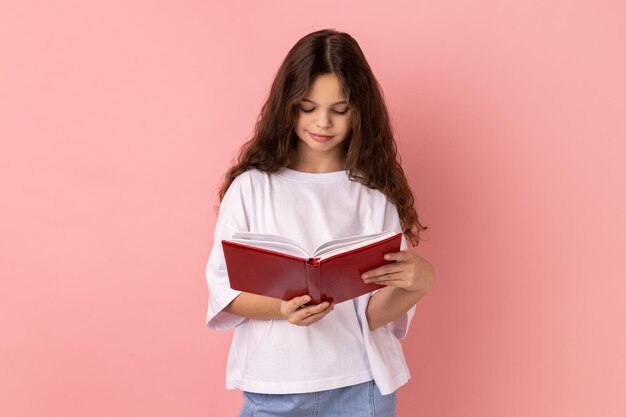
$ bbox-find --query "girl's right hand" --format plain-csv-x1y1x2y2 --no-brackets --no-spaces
280,295,334,326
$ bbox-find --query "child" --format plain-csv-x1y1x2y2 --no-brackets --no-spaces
205,28,435,417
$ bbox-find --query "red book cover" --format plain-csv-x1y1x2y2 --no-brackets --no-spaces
221,231,402,304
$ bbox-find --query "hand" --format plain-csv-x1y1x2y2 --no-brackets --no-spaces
280,295,335,326
361,250,435,293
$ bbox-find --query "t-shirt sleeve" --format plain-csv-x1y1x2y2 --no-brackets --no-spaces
378,198,416,340
204,175,250,330
205,219,245,330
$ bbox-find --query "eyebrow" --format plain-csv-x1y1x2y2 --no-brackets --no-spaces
301,98,348,106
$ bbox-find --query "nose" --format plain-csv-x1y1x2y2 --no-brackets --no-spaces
316,111,332,128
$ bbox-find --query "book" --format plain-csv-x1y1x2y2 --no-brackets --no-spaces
221,230,402,305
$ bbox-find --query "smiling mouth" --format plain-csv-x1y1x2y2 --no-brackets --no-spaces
308,132,334,141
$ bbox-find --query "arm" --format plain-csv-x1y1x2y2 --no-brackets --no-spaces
224,292,335,325
365,286,429,331
362,250,435,331
223,292,284,320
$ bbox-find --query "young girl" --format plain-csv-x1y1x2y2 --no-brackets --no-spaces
205,28,435,417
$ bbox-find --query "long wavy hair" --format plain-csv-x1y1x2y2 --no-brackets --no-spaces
214,28,427,247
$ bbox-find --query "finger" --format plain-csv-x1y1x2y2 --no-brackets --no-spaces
289,301,334,324
295,309,332,325
361,257,395,278
372,279,412,289
363,271,404,284
291,301,332,321
282,295,312,315
362,266,403,280
383,250,410,262
293,303,335,326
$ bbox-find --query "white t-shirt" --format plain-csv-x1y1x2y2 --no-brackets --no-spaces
205,167,416,395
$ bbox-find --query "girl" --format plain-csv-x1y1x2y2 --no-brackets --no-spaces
205,29,435,417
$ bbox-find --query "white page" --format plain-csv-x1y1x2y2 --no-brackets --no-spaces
229,232,310,257
314,230,393,255
228,230,397,261
315,231,397,260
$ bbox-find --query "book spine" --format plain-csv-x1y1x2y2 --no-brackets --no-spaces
305,257,322,304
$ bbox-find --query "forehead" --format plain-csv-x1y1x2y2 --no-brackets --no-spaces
304,73,346,104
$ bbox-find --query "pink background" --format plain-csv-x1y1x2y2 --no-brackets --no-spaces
1,1,625,416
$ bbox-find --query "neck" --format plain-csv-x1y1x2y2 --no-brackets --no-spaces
287,150,346,173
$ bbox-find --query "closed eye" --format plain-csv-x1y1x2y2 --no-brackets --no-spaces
300,107,349,115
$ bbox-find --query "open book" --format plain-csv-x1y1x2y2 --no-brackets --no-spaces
221,230,402,304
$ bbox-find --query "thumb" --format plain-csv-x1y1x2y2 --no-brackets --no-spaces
282,295,311,315
293,295,311,308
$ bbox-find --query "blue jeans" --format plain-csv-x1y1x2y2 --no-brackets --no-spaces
238,380,397,417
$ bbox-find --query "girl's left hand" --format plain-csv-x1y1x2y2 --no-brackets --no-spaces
361,250,435,293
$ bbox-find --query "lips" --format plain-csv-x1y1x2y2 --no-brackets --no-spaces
308,131,334,142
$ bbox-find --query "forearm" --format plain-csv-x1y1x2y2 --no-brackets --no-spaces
365,286,428,331
223,292,284,320
364,252,436,331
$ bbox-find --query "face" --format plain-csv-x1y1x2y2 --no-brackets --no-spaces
293,73,352,165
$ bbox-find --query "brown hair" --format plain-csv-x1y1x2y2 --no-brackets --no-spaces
214,29,427,247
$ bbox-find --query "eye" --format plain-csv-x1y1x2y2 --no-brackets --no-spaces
299,106,349,115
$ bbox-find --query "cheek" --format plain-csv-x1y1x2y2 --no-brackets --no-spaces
295,115,310,131
339,118,352,135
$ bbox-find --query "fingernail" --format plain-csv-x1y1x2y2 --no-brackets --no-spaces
384,254,391,259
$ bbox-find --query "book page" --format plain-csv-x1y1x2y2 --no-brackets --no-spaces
229,232,310,258
314,231,397,259
314,230,393,255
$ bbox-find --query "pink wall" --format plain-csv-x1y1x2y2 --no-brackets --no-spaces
1,1,625,416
